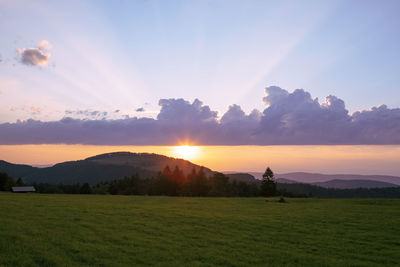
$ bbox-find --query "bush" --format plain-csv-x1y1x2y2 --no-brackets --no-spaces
278,197,286,203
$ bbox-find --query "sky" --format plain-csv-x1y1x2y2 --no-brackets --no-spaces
0,0,400,174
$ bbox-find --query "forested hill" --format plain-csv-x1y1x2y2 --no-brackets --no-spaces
0,160,37,178
0,152,213,185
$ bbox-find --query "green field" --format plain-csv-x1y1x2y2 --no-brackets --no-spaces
0,194,399,266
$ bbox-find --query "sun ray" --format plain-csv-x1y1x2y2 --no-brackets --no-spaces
171,145,200,161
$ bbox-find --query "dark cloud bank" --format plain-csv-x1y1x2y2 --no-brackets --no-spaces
1,86,399,145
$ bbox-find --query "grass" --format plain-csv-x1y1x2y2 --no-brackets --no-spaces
0,193,399,266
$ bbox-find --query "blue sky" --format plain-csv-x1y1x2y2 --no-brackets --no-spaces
1,0,400,123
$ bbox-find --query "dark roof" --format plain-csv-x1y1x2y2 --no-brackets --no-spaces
11,186,36,192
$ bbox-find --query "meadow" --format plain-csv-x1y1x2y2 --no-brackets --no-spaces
0,193,399,266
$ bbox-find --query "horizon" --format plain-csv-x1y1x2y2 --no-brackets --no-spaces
1,145,400,176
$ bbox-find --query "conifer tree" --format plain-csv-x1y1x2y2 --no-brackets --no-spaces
260,167,277,197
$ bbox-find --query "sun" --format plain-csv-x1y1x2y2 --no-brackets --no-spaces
172,145,200,160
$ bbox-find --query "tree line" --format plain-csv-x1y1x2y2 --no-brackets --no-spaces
3,168,399,198
0,167,280,197
0,172,24,191
277,183,400,198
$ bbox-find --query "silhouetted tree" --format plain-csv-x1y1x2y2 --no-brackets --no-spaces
60,184,81,194
0,173,9,191
232,180,249,197
263,167,274,180
122,174,142,195
93,183,110,195
34,183,63,194
0,172,15,191
260,167,276,197
15,177,24,186
152,171,177,196
187,167,209,196
79,183,92,194
209,172,231,196
187,168,197,180
162,165,172,178
172,166,186,183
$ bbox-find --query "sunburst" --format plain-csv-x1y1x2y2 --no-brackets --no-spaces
172,145,200,160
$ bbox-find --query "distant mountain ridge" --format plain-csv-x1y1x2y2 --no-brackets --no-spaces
249,172,400,186
276,172,400,186
225,173,259,184
276,178,399,189
275,178,298,184
0,152,213,185
312,179,399,189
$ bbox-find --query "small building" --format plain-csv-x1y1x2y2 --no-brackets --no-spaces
11,186,36,193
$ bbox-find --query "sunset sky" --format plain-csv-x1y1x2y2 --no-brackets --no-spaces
1,0,400,175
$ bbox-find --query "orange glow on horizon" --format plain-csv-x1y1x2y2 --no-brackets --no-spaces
0,145,399,176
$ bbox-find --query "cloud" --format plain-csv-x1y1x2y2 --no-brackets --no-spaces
38,40,52,50
30,106,42,115
17,40,51,66
219,105,262,144
351,105,400,144
1,86,399,145
64,109,110,119
157,98,217,123
8,106,43,116
257,87,354,144
221,104,261,124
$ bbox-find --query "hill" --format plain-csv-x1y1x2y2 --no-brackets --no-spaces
0,160,37,178
0,152,213,185
275,178,298,184
312,179,399,189
276,172,400,185
247,172,400,189
225,173,260,184
276,177,399,189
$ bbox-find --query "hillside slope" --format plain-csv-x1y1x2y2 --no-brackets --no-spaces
0,152,213,185
0,160,37,178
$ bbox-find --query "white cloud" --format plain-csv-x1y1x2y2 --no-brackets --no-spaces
17,40,51,66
